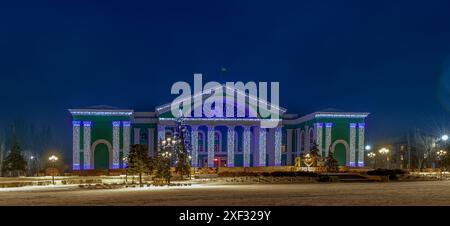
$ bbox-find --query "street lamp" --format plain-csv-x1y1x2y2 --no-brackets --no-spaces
30,156,35,177
365,145,371,151
161,151,173,184
123,156,128,184
437,149,447,180
367,152,376,168
442,135,449,141
378,148,390,169
48,155,58,185
188,155,192,179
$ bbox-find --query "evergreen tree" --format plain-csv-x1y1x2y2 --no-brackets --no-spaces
309,142,321,166
2,136,27,177
325,145,339,172
127,144,150,186
153,139,172,184
173,117,191,179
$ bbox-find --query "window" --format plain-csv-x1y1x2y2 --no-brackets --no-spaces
198,132,204,152
214,132,221,152
140,132,148,142
309,129,314,145
235,131,241,152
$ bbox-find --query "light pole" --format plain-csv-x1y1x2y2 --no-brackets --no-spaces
123,156,128,184
367,152,376,169
437,149,447,180
188,155,192,179
378,148,390,169
30,156,35,177
161,151,173,184
48,155,58,185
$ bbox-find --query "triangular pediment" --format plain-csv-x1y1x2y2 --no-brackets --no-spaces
156,84,286,119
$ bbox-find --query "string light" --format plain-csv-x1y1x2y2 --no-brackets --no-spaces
349,123,356,167
112,121,120,169
227,126,235,167
83,121,92,170
123,121,131,168
69,110,133,116
358,123,365,167
72,121,80,170
259,128,267,166
243,126,251,167
274,127,282,166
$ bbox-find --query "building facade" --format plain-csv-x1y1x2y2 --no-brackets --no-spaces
69,91,369,170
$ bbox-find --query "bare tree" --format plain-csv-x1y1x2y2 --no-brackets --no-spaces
0,142,4,177
414,130,435,171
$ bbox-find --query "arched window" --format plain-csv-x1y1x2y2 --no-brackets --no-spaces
140,132,148,142
214,131,221,152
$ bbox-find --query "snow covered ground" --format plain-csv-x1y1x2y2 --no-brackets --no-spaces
1,181,450,205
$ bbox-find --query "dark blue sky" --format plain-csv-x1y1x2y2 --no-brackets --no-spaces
1,0,450,155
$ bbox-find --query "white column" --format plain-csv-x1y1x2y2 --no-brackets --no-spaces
325,123,332,156
133,128,140,145
286,129,293,165
207,126,215,167
83,121,92,170
258,127,267,166
157,125,166,145
227,126,235,167
112,121,120,169
148,128,154,157
358,123,365,167
304,125,310,152
243,126,251,167
349,123,357,167
315,123,323,156
274,126,282,166
72,121,81,170
122,121,131,168
267,129,275,165
252,127,259,167
191,126,199,167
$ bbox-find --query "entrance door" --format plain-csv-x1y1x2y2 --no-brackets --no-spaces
334,143,347,166
94,143,109,169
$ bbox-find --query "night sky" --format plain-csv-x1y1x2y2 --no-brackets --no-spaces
1,0,450,158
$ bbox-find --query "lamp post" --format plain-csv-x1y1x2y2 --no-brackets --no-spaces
188,155,192,179
367,152,376,169
437,149,447,180
30,156,35,177
123,156,128,184
161,151,173,184
48,155,58,185
161,136,178,183
378,148,390,169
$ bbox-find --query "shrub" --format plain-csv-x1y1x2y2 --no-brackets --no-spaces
317,175,331,182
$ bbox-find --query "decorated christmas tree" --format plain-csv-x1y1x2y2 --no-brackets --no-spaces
173,116,192,180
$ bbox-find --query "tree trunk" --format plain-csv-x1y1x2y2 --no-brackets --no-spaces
418,159,424,172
